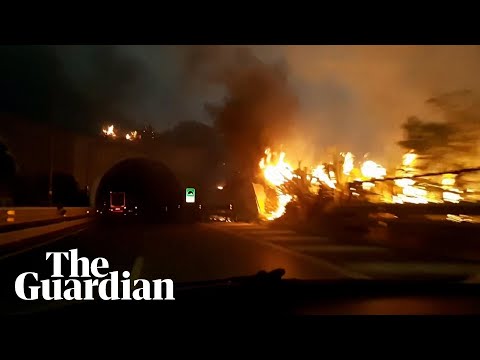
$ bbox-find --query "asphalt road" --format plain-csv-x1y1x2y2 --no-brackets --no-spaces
2,218,480,315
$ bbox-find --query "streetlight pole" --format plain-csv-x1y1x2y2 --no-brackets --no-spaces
48,132,54,206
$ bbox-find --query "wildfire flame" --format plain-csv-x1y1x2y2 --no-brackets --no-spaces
102,125,116,138
403,151,417,168
312,165,336,189
254,145,473,222
102,125,141,141
362,182,375,191
361,160,386,179
392,151,465,204
441,174,456,187
443,191,462,203
126,131,138,141
259,148,295,220
394,151,431,204
260,149,294,187
268,194,293,221
441,174,462,203
342,152,354,176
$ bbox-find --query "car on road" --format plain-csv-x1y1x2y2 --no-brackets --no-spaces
96,191,141,217
204,204,236,223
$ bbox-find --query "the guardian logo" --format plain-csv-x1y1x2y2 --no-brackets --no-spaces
15,249,175,301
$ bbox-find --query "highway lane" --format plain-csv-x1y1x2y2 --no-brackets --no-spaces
0,219,356,316
2,219,480,316
210,222,480,281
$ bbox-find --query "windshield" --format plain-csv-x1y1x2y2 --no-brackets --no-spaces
1,45,480,316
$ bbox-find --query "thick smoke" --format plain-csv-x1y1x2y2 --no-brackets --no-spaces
3,45,480,168
53,45,155,132
281,45,480,165
182,46,299,176
0,46,174,134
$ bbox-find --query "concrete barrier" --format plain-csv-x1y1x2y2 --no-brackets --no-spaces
0,207,92,227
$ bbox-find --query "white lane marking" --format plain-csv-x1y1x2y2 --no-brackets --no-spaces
265,235,330,243
348,261,480,276
236,229,296,235
0,227,89,261
204,223,369,280
213,224,265,229
290,245,391,253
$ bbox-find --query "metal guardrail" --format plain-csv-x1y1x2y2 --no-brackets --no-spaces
0,207,92,233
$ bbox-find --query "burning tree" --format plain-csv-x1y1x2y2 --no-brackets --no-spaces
255,148,347,221
396,91,480,201
399,90,480,172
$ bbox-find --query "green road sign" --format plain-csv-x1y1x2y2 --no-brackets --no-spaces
185,187,195,203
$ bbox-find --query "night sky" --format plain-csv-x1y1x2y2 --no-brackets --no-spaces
2,45,480,166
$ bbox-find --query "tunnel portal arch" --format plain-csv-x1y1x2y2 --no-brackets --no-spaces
93,157,183,216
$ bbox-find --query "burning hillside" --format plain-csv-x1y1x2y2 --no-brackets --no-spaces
254,145,480,221
251,91,480,221
101,124,154,141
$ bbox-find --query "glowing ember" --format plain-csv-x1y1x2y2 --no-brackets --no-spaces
361,160,386,179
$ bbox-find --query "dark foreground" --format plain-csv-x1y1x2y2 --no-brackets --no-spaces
2,218,480,316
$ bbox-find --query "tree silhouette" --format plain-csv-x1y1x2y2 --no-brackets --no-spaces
398,91,480,172
13,172,88,206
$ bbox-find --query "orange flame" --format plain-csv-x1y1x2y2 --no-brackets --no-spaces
126,130,138,141
102,125,116,138
312,165,336,189
342,152,354,176
361,160,386,179
259,148,294,220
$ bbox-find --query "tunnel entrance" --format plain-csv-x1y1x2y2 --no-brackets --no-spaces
95,158,184,222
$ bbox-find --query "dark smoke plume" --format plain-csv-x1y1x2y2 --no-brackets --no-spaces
185,46,299,177
0,45,151,135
